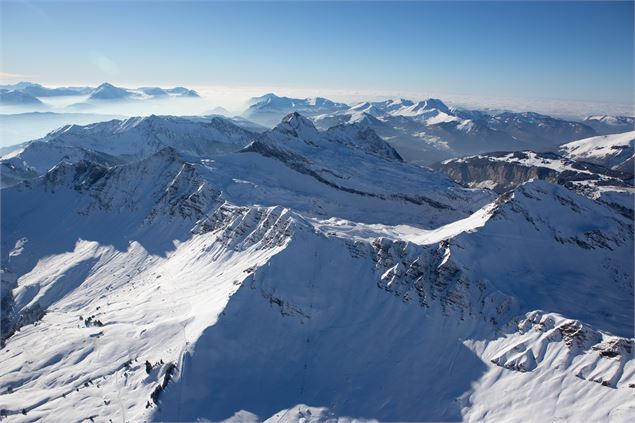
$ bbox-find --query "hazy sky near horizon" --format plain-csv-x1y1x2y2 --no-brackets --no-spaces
1,0,633,105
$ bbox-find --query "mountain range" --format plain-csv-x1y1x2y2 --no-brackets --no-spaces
435,130,635,193
243,93,633,165
0,110,633,421
0,82,200,106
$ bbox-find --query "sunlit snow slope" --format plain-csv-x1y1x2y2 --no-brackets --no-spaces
1,113,633,422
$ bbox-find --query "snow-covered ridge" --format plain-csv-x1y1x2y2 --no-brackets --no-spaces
583,115,635,135
243,93,349,126
0,81,200,101
263,111,403,161
307,96,602,165
1,110,633,421
0,115,259,188
435,149,633,196
559,130,635,173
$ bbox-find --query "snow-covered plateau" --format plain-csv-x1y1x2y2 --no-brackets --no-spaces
0,112,633,422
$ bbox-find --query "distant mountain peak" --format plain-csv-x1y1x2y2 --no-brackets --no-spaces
0,89,44,105
413,98,450,113
273,112,319,138
165,87,200,97
89,82,133,100
389,98,414,107
243,93,349,126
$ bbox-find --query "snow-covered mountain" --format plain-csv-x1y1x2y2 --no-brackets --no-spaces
559,130,635,173
243,93,349,126
486,111,596,147
310,97,599,165
68,83,200,108
1,112,633,422
136,86,200,98
39,115,257,157
0,82,92,97
138,87,170,97
583,115,635,135
87,83,135,100
0,81,200,104
196,114,268,133
164,87,200,97
0,115,259,187
434,150,633,194
0,90,43,106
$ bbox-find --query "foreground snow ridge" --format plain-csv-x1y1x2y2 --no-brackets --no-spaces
0,113,633,422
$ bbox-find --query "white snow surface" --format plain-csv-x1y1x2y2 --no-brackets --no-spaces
0,113,633,422
559,130,635,171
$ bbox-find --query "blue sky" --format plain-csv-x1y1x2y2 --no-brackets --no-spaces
1,1,633,105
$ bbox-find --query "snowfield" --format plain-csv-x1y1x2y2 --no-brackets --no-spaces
559,130,635,173
0,112,633,422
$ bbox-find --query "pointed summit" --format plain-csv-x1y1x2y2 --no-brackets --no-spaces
412,98,450,114
272,112,319,139
89,83,133,100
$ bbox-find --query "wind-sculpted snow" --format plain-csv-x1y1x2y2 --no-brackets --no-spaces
0,113,633,422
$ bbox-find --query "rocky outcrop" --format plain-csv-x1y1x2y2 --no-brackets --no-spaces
434,151,632,193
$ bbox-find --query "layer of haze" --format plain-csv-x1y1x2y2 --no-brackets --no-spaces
1,1,634,147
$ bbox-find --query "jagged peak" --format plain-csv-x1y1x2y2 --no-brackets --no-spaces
272,112,319,138
412,98,450,113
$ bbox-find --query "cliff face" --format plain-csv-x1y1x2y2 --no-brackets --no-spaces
434,151,633,193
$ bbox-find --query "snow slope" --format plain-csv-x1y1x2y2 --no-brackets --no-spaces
559,130,635,173
0,113,633,422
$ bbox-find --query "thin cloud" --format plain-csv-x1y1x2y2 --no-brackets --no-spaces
88,52,120,76
0,71,34,82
